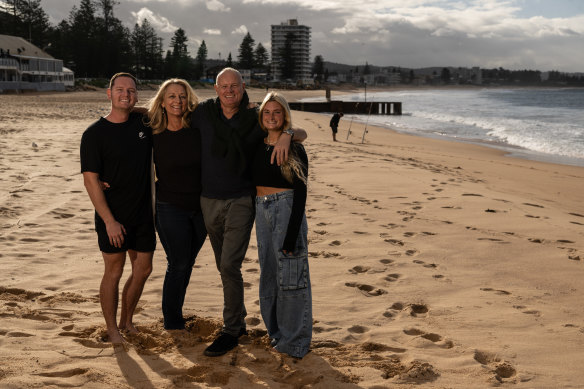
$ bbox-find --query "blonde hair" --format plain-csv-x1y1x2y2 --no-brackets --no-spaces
258,92,307,185
147,79,198,134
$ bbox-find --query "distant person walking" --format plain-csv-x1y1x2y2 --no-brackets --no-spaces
80,72,155,344
329,112,343,141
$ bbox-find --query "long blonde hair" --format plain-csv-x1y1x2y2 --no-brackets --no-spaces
147,79,198,134
258,92,307,185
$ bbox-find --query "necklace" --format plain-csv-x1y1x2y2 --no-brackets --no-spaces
265,137,279,150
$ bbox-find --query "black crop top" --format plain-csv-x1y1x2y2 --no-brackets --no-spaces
252,142,308,252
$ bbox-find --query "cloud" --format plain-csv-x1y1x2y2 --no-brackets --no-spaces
131,7,178,33
206,0,231,12
204,28,222,35
231,25,248,35
128,0,193,4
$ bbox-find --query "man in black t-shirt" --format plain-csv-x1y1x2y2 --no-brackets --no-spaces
80,72,155,344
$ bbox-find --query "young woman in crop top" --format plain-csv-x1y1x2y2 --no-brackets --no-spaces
252,92,312,358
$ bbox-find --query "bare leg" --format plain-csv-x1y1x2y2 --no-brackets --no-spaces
100,252,126,343
118,249,153,333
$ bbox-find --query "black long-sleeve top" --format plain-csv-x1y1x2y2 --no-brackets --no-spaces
252,142,308,252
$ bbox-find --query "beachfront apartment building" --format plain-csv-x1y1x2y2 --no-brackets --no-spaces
0,34,73,93
270,19,311,84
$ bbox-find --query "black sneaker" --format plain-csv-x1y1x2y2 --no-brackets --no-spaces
204,332,238,357
238,327,248,337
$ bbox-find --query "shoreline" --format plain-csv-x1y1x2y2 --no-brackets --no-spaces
276,86,584,169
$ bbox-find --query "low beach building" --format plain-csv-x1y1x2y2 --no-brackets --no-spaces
0,34,73,93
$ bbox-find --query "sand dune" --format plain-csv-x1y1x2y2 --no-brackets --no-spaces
1,88,583,388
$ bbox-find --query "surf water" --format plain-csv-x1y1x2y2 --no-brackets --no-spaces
303,88,584,167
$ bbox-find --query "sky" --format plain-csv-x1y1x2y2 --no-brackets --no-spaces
38,0,584,72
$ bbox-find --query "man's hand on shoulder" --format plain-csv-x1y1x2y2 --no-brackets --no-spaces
270,127,307,165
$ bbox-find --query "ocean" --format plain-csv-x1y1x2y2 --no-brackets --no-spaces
303,88,584,167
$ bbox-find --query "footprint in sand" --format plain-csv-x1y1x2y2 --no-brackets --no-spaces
413,259,437,268
523,202,544,208
403,328,453,349
480,287,511,295
245,317,261,326
345,282,387,296
35,368,89,378
361,342,406,353
384,238,404,246
348,325,369,334
329,240,341,246
474,350,517,382
383,302,406,318
308,251,340,258
409,303,429,317
6,331,35,337
379,259,395,265
348,265,370,274
383,273,401,282
513,305,541,317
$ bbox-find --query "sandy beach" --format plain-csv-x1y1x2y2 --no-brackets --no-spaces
1,87,583,388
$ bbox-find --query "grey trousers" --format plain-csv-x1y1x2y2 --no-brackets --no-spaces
200,195,254,336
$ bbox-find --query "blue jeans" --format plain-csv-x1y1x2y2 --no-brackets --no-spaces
156,201,207,329
255,190,312,358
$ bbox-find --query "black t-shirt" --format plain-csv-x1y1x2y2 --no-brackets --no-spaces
80,112,152,225
252,142,308,251
153,126,202,212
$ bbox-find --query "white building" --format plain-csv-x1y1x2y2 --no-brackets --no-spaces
270,19,311,84
0,34,73,92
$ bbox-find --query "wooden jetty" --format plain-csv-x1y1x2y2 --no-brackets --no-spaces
288,100,402,115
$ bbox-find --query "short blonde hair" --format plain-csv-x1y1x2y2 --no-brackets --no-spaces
109,72,137,89
147,79,198,134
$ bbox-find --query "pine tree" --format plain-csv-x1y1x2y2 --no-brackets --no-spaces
226,52,233,67
194,40,207,79
279,32,296,80
67,0,98,77
168,28,192,78
254,42,268,69
312,55,324,82
0,0,51,48
237,32,255,69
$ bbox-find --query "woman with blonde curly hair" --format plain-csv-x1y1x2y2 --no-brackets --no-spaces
147,79,207,330
252,92,311,358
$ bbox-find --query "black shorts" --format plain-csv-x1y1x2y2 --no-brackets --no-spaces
331,126,338,134
95,215,156,254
